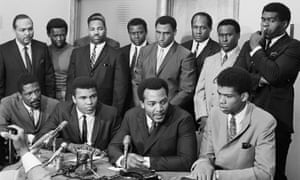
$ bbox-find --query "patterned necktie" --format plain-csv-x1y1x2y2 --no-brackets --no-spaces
90,45,97,68
156,48,164,72
82,115,88,143
221,53,228,65
24,46,32,72
29,108,35,126
149,121,158,134
194,42,200,57
131,47,138,74
228,115,236,141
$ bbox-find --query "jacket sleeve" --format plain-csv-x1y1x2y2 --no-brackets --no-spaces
43,46,56,98
65,49,76,100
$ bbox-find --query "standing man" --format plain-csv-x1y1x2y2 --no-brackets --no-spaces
66,13,129,116
73,13,120,49
235,3,300,180
108,78,197,171
182,12,220,78
120,18,148,113
133,16,196,111
0,74,58,166
0,14,55,100
191,67,276,180
194,19,240,129
47,18,74,101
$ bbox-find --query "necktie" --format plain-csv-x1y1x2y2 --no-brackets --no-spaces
221,53,228,65
156,48,164,72
265,39,271,51
194,42,200,57
90,45,97,68
29,108,35,126
24,46,32,72
148,121,158,134
130,47,138,74
82,115,88,143
228,115,236,141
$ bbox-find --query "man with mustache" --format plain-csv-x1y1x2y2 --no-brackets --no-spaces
235,3,300,180
108,78,197,171
194,19,240,131
0,73,59,167
66,13,129,118
0,14,55,100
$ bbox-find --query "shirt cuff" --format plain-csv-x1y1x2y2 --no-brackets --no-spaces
250,46,262,56
143,157,150,168
116,155,124,168
21,152,42,173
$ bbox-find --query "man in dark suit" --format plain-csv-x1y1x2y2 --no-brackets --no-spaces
181,12,220,78
234,3,300,180
108,78,197,171
120,18,148,114
73,13,120,49
66,13,129,116
38,76,120,152
0,14,55,100
0,74,58,167
133,16,196,112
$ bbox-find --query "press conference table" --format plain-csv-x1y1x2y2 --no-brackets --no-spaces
4,150,190,180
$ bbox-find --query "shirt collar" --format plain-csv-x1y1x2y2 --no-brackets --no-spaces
193,38,209,47
157,41,174,52
221,46,239,59
228,102,248,124
90,41,106,50
22,101,38,112
76,107,95,119
269,33,286,47
131,40,147,49
16,39,31,51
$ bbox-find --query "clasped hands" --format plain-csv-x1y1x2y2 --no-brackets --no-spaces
121,153,148,169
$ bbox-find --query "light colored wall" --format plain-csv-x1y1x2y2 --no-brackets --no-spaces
0,0,71,45
239,1,300,179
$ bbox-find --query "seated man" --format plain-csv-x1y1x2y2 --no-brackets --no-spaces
0,74,59,166
0,125,51,180
191,67,276,180
108,77,197,171
37,76,120,152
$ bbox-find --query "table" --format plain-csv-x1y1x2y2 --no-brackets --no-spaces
4,150,190,180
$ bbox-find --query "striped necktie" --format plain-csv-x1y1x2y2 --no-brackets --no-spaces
24,46,32,72
90,45,97,68
228,115,236,141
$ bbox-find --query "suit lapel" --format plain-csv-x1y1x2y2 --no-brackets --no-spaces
91,104,102,145
12,41,27,71
218,112,230,147
157,43,177,75
83,45,93,71
16,95,36,131
235,104,252,139
137,111,149,143
142,106,173,154
91,44,108,71
70,106,82,142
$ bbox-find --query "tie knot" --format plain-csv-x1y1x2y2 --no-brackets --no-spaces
24,46,28,51
82,115,87,120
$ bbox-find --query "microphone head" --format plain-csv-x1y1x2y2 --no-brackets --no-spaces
58,121,68,130
123,135,131,146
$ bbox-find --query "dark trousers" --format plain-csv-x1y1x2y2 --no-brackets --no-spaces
275,131,291,180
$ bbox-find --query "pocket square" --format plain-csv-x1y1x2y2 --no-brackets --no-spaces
242,142,252,149
103,63,110,67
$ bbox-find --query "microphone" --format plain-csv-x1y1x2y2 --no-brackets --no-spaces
43,142,68,167
123,135,131,169
30,121,68,151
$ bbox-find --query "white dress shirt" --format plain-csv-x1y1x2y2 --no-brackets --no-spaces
90,42,106,63
129,41,147,66
227,103,248,134
15,39,32,68
192,39,209,57
76,108,95,146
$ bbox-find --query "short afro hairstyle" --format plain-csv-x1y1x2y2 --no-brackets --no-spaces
137,78,169,101
155,16,177,31
263,2,291,24
217,18,240,34
127,18,148,33
17,73,39,93
216,67,252,95
87,13,106,27
71,76,97,96
46,18,68,34
191,12,213,29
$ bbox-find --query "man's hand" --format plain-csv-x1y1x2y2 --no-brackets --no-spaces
197,117,208,132
191,159,215,180
249,31,265,50
0,125,29,156
258,76,270,87
124,153,147,169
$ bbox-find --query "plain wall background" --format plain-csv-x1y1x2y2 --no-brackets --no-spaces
0,0,299,179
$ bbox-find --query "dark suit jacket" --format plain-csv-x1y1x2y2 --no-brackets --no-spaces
234,34,300,134
37,101,120,150
66,44,129,117
133,42,196,108
74,36,120,49
0,39,56,99
0,93,58,166
108,105,197,171
181,39,220,78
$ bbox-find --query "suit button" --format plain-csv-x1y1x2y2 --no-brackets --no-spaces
90,72,94,76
